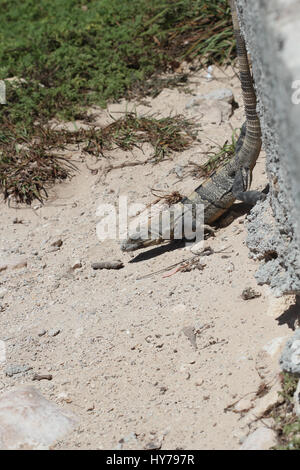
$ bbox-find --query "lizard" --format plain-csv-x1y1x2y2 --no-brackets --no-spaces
120,0,264,252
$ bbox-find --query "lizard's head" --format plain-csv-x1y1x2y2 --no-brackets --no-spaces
120,233,163,252
120,202,181,252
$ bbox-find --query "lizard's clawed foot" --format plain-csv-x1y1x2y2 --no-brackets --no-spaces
232,167,266,205
234,189,266,205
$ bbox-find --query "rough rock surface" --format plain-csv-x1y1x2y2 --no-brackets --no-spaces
235,0,300,295
0,386,76,449
240,427,277,451
294,379,300,417
279,328,300,376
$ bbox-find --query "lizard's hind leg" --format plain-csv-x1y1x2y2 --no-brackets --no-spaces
232,168,266,205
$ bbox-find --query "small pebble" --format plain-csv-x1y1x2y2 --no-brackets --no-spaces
91,261,124,270
48,329,60,337
38,329,47,337
241,287,261,300
51,239,63,248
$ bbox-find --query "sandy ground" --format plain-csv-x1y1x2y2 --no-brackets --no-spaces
0,65,297,450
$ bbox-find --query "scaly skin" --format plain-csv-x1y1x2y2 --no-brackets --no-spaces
120,0,263,252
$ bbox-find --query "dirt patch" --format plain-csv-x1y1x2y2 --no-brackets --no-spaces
0,66,293,449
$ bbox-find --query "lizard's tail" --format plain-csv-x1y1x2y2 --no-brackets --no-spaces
229,0,261,176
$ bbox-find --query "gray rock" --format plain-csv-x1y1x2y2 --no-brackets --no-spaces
0,386,76,449
279,329,300,376
294,379,300,417
241,287,261,300
5,365,32,377
186,89,234,124
174,164,183,179
91,260,124,270
236,0,300,295
240,427,277,450
186,88,234,108
262,337,287,357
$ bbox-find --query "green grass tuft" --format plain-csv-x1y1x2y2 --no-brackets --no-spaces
187,128,238,179
0,0,234,203
95,112,197,162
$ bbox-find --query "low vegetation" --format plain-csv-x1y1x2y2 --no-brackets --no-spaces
272,373,300,450
0,0,234,203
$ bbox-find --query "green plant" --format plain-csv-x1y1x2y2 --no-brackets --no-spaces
0,0,234,202
271,373,300,450
187,128,238,178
